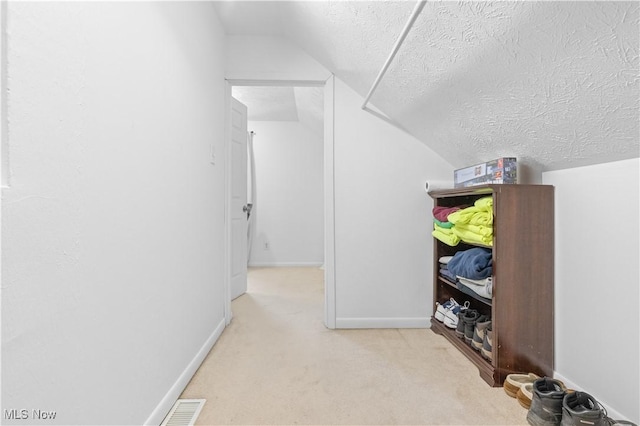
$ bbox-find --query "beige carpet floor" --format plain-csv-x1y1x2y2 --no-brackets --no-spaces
180,267,529,425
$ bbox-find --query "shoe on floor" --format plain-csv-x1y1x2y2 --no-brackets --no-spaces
517,378,569,409
561,391,608,426
517,383,534,410
561,392,638,426
504,373,540,398
527,377,566,426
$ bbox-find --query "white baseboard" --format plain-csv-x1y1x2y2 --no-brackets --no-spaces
144,318,226,426
553,372,632,423
335,317,430,329
248,262,323,267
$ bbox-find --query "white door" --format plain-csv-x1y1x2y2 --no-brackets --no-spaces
230,97,248,300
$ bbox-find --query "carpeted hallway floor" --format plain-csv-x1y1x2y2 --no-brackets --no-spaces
180,267,529,425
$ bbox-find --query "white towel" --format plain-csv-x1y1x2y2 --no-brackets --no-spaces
457,276,492,299
439,256,454,264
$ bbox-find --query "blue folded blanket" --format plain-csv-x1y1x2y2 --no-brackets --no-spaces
439,268,457,282
447,247,493,280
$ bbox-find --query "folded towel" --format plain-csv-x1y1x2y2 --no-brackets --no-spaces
456,281,492,304
433,206,461,222
456,276,493,299
447,204,493,226
457,276,493,299
439,256,454,264
433,218,454,229
474,196,493,212
458,276,492,287
454,223,492,238
432,228,460,246
447,247,493,280
469,210,493,226
439,268,457,282
452,223,493,246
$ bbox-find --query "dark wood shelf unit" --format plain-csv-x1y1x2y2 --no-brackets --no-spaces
429,184,554,387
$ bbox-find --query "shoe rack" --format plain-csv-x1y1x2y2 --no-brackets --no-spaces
429,184,554,387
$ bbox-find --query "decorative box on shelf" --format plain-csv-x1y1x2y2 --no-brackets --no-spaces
454,157,517,188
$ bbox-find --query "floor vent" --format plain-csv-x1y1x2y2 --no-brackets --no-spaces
160,399,206,426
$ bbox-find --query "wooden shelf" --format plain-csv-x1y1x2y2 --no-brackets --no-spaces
429,184,554,388
430,319,495,386
437,276,492,307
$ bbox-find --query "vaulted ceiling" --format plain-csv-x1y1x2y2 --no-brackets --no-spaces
215,1,639,172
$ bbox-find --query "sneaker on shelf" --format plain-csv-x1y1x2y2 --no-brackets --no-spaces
434,298,459,322
462,311,481,345
443,301,470,329
527,377,566,426
455,310,466,338
472,317,491,351
480,323,493,361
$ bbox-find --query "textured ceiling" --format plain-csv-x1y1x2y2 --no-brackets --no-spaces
215,1,639,172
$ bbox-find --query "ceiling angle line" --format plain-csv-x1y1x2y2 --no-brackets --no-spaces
361,0,427,111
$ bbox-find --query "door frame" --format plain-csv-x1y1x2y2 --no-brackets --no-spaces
223,77,336,329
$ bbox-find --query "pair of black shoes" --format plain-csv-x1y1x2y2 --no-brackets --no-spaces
454,309,481,343
454,309,490,351
526,378,636,426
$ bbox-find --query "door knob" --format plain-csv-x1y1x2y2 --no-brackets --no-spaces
243,204,253,219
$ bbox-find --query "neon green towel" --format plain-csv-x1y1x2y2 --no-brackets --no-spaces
452,223,493,246
432,223,460,246
433,218,454,229
474,196,493,211
454,223,492,237
447,196,493,226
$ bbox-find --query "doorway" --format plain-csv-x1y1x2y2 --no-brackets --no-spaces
224,78,336,329
233,85,324,268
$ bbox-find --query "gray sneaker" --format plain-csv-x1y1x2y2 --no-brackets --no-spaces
480,323,493,361
527,378,565,426
455,310,466,339
472,317,491,351
462,310,480,344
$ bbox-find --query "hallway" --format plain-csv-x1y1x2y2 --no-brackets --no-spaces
180,267,527,425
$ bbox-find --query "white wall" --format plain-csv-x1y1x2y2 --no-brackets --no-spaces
543,158,639,424
333,78,453,328
226,35,331,83
1,3,227,424
248,121,324,266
